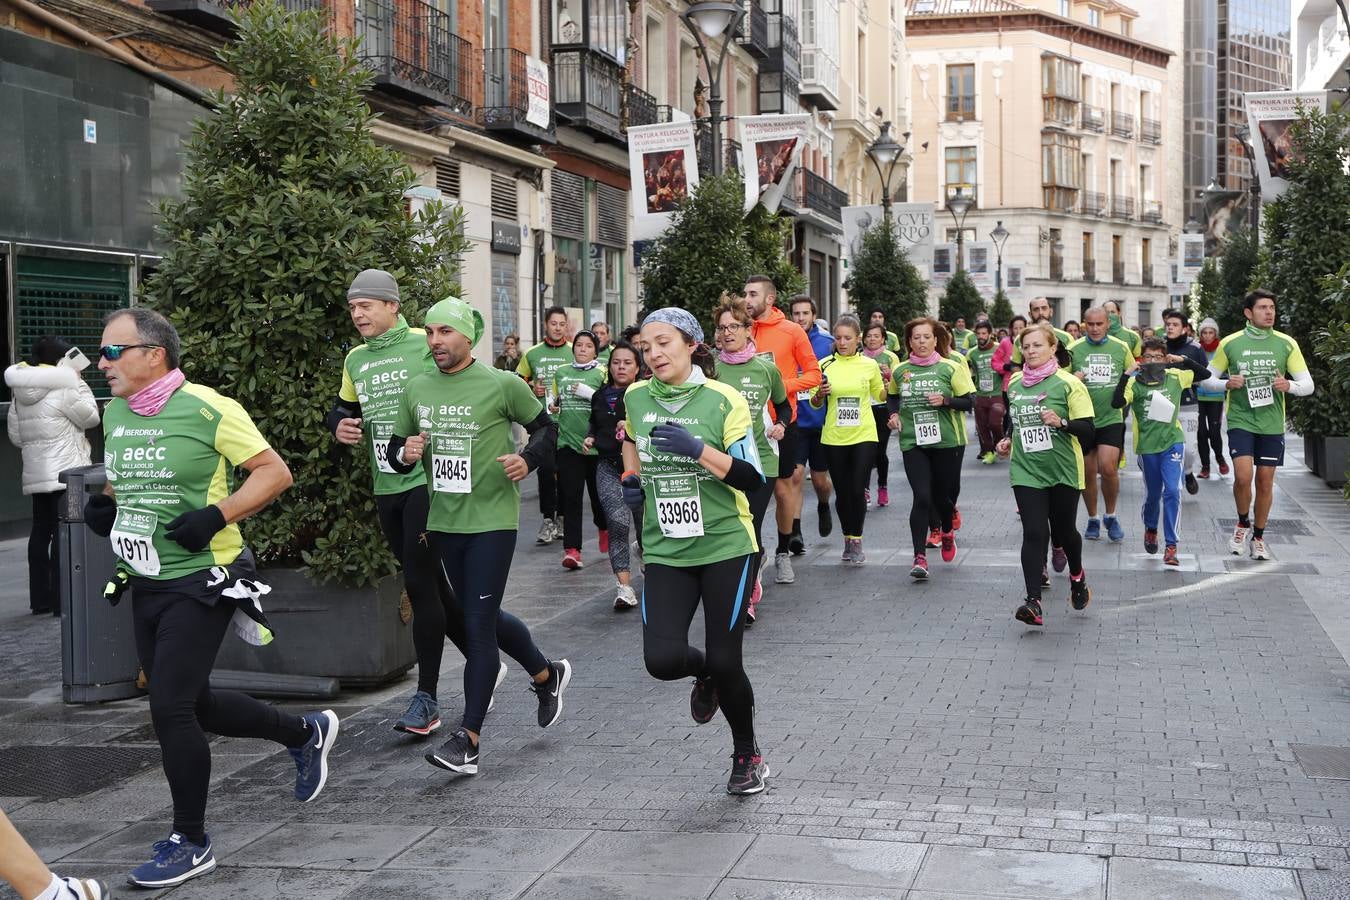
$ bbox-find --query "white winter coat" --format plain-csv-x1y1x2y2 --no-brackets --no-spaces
5,364,101,495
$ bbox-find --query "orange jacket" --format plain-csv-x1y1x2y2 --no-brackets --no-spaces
751,305,822,422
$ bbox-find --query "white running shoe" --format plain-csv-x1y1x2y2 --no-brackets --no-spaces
1250,537,1272,560
486,660,509,713
774,552,795,584
614,582,639,610
1228,524,1250,556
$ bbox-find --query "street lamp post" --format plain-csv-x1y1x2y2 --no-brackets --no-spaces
679,1,744,177
990,219,1010,294
1234,127,1262,233
865,118,908,222
946,186,974,273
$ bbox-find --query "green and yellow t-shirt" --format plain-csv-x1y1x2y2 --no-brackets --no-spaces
865,350,901,406
1068,334,1136,427
395,362,544,534
811,353,886,446
887,357,975,451
1109,317,1143,357
624,378,758,567
1209,326,1309,435
553,364,606,454
952,328,977,354
1006,369,1094,490
516,340,574,408
714,356,787,479
884,330,901,353
103,383,270,580
338,326,436,495
1123,369,1194,456
968,344,1002,398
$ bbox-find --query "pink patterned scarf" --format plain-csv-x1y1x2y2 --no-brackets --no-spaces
1020,357,1059,387
718,339,758,366
127,368,185,416
908,351,941,367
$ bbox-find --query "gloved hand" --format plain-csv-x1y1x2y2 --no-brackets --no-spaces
84,494,118,537
165,505,226,553
621,474,645,513
650,422,705,460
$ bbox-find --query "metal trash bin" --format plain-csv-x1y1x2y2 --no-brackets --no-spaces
58,464,141,703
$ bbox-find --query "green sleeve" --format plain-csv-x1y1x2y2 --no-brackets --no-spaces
393,388,416,439
506,369,545,425
949,359,976,396
338,351,358,403
1285,338,1309,376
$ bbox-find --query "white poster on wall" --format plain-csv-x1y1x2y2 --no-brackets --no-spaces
627,121,699,242
1005,264,1026,299
525,56,551,129
932,243,956,286
842,203,935,263
1167,260,1189,297
1243,91,1330,202
1179,233,1206,282
737,113,811,213
965,241,994,298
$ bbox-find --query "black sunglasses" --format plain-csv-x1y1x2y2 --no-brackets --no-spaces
98,344,161,361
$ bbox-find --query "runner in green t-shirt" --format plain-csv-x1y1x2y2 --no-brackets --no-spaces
621,307,769,796
862,323,901,509
516,306,574,545
1010,297,1073,367
884,318,974,580
1103,299,1144,357
1199,289,1315,560
867,307,901,353
591,320,613,365
390,296,573,778
550,330,609,570
89,307,333,888
951,316,977,354
1067,307,1136,543
994,322,1094,628
713,296,790,626
968,320,1005,464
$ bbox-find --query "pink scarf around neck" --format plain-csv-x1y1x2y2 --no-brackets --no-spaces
127,368,185,416
862,346,884,359
718,339,758,366
1020,357,1059,387
908,351,941,367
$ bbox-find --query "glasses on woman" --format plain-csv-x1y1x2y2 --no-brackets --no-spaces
715,323,745,333
98,344,161,361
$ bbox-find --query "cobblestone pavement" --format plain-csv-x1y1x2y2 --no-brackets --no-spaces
3,435,1350,898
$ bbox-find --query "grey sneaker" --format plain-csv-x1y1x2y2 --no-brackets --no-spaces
614,582,639,610
393,690,441,737
774,552,795,584
536,518,555,545
848,538,865,564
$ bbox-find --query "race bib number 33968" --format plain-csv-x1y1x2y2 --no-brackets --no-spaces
652,474,704,538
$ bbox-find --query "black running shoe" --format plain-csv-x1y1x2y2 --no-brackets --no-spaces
1070,577,1091,611
727,752,770,795
425,727,479,775
1040,566,1051,588
1184,472,1199,495
788,531,806,556
690,676,719,724
532,659,572,728
817,501,832,537
1015,597,1044,626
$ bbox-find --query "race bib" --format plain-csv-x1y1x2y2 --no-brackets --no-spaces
372,423,395,474
1086,354,1114,385
1145,389,1176,424
1019,424,1053,453
796,389,812,403
653,474,704,538
431,435,472,494
835,397,862,428
913,410,942,446
1246,377,1274,408
110,506,161,576
978,373,995,393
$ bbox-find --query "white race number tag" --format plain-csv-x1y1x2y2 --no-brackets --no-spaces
653,474,704,538
835,397,862,428
431,435,472,494
913,410,942,446
796,389,812,403
1145,389,1176,423
1246,378,1274,408
979,373,995,393
372,423,395,474
110,507,161,576
1019,424,1053,453
1086,354,1114,385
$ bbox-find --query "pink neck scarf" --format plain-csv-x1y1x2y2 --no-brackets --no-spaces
127,368,185,416
1020,357,1059,387
908,351,941,367
718,339,758,366
862,346,884,359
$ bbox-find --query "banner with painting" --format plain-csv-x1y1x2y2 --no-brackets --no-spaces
627,121,699,241
738,113,811,214
1243,91,1330,202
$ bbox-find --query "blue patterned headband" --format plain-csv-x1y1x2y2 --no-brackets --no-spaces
641,307,705,344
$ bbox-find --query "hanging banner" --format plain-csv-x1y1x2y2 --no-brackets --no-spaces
841,203,936,263
628,121,699,242
965,241,994,298
1167,259,1188,296
525,56,551,129
932,243,956,286
738,113,811,213
1243,91,1330,202
1178,233,1205,282
1005,264,1026,300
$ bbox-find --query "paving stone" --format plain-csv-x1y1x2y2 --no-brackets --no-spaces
59,821,282,864
554,830,751,877
710,880,907,899
155,866,368,899
341,868,539,899
1107,857,1303,899
13,820,127,862
1299,870,1350,900
519,872,718,899
728,835,927,889
910,845,1105,899
383,826,589,872
229,824,434,870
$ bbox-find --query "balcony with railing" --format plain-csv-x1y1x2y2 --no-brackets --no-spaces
1110,110,1134,138
798,169,846,222
1112,259,1126,284
625,83,658,129
146,0,328,34
478,48,556,144
1141,200,1163,224
1081,104,1106,132
1142,262,1154,286
553,49,624,142
1083,259,1096,282
1140,117,1161,143
944,184,978,208
1109,195,1135,220
357,0,476,114
762,13,801,84
1079,191,1106,216
735,0,771,59
800,46,841,110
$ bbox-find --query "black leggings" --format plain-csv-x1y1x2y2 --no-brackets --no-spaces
376,486,468,698
557,447,607,550
1012,484,1084,600
928,445,966,530
430,530,549,733
746,476,775,585
642,555,757,754
825,442,874,538
133,588,309,842
871,406,892,488
28,491,60,613
903,446,964,554
536,451,558,519
1197,400,1225,468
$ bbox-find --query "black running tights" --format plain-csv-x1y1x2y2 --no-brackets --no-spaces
1197,400,1225,468
903,446,963,554
825,442,874,538
133,592,309,843
642,556,757,754
1012,484,1083,600
871,406,892,488
430,530,549,733
557,447,607,550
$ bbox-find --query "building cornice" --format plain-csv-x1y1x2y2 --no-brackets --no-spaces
906,11,1172,69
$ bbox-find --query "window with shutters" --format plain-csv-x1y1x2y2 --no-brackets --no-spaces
435,157,461,197
491,173,519,220
552,171,585,238
595,183,627,246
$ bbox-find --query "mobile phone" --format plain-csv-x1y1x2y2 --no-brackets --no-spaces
59,347,91,372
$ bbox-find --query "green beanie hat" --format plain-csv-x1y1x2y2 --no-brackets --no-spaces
425,295,484,347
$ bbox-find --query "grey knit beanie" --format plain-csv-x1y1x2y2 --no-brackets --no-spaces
347,269,400,303
1198,317,1219,335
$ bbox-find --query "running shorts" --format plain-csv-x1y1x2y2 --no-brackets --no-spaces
1228,429,1285,467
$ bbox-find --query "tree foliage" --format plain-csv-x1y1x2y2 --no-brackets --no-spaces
1216,226,1259,336
145,0,469,586
1193,258,1222,325
938,270,984,326
1258,104,1350,437
639,173,805,328
987,290,1015,330
842,216,927,327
